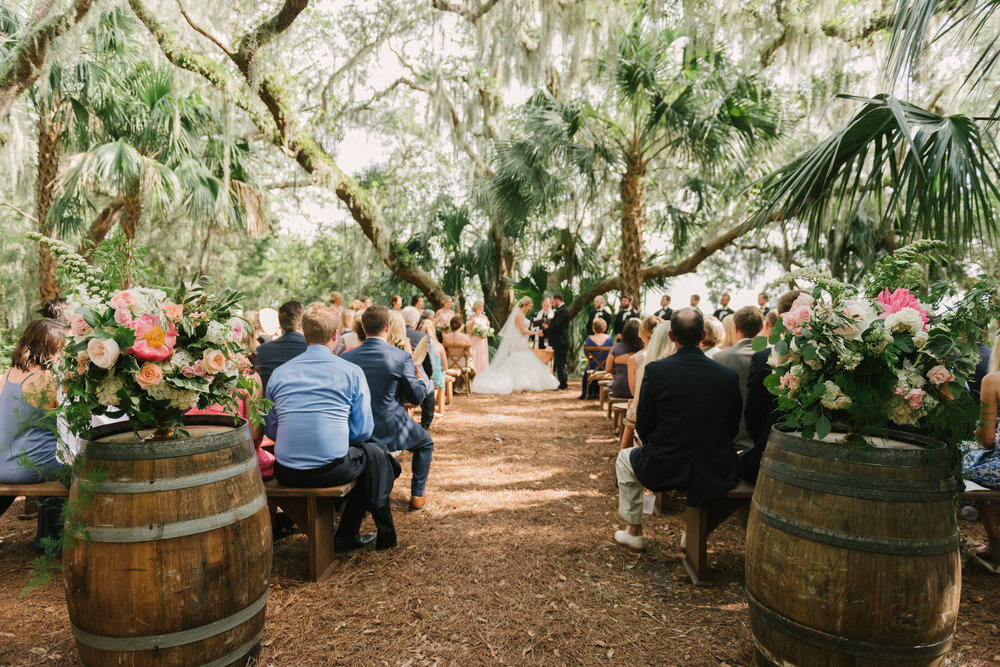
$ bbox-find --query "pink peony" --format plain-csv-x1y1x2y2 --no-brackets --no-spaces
135,362,163,389
877,288,929,325
70,313,91,336
904,388,925,409
114,308,133,326
228,318,246,342
926,365,954,387
127,315,177,362
162,302,183,321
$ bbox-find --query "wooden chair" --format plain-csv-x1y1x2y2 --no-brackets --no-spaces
442,342,476,396
583,345,612,398
598,380,613,410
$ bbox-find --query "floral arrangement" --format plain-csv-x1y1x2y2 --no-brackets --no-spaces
31,234,259,438
471,323,495,339
757,241,996,445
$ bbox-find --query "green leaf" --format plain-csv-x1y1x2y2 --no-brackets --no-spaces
802,411,819,426
816,414,832,440
763,373,780,388
894,334,915,353
78,307,100,329
752,336,768,352
774,340,789,357
113,327,136,349
802,344,816,361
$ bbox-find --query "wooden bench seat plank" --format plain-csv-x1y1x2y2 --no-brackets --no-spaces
263,479,355,498
0,481,69,497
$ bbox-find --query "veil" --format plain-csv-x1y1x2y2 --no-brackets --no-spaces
489,308,523,370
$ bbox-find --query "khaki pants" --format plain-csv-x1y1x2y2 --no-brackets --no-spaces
616,447,645,526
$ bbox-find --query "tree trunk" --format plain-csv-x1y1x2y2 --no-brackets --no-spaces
120,195,142,240
80,199,127,259
489,219,515,329
35,110,61,303
619,154,646,301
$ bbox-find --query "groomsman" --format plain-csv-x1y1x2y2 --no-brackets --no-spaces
586,295,614,336
654,294,673,321
712,293,735,321
612,294,640,339
533,297,554,349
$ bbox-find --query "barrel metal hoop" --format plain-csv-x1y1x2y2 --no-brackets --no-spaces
760,457,955,501
200,630,263,667
71,589,268,652
752,501,960,555
747,593,952,661
83,494,267,543
85,419,251,461
768,428,948,467
89,457,259,494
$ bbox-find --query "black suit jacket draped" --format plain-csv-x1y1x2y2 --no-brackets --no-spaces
631,345,741,507
546,304,571,348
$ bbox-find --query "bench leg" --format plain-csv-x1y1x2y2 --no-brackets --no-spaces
275,496,340,583
682,498,750,586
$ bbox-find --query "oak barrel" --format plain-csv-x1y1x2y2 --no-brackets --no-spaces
745,429,960,667
63,415,272,666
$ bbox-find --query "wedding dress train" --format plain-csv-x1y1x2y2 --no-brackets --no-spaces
472,310,559,395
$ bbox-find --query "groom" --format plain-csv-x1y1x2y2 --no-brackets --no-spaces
545,294,571,390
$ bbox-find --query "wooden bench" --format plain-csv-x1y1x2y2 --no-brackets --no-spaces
0,479,355,584
681,480,1000,586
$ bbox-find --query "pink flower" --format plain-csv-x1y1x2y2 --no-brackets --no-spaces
192,360,205,375
70,314,91,336
228,317,246,342
202,349,225,374
926,365,954,387
779,372,800,393
127,315,178,362
76,353,89,374
181,365,199,378
781,305,812,331
135,362,164,389
877,288,929,325
87,337,120,369
904,388,925,409
109,291,134,311
894,386,908,397
114,308,133,326
162,302,183,321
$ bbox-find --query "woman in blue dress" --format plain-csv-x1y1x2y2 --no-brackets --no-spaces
0,318,68,552
964,336,1000,563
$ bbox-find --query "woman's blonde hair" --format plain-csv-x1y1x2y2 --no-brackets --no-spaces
702,316,725,349
516,296,533,309
645,321,674,363
721,314,737,349
388,311,408,349
640,315,662,341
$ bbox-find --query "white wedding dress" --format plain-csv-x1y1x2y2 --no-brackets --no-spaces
472,310,559,395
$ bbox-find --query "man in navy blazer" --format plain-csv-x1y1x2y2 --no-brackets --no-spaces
342,306,435,510
256,301,307,393
614,307,741,552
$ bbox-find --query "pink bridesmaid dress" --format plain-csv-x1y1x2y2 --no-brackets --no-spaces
469,314,490,373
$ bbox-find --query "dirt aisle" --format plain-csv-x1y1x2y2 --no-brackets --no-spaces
2,391,998,665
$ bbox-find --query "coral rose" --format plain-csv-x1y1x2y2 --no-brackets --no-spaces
202,349,225,374
135,362,164,389
128,315,177,362
87,337,120,369
162,302,183,321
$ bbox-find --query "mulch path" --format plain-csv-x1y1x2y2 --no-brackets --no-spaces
1,390,999,665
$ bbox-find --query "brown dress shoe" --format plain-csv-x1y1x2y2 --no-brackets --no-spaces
409,495,427,510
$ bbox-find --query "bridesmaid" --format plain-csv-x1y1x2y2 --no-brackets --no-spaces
466,301,491,373
433,297,457,330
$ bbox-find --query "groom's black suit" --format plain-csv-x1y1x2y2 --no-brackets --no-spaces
546,303,571,390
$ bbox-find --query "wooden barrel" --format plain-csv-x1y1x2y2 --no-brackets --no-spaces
63,415,272,666
745,429,960,667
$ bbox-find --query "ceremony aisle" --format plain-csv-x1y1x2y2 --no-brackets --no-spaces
1,392,998,665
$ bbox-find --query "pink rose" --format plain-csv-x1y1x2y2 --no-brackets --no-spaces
114,308,133,326
135,362,163,389
87,337,120,369
926,365,953,387
202,349,225,374
70,314,92,336
109,291,135,311
894,386,908,396
905,388,925,409
181,365,198,378
162,302,183,321
228,318,246,342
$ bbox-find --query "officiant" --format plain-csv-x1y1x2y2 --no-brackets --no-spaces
532,297,554,350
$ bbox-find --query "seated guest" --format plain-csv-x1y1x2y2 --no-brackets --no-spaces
0,318,68,553
700,316,725,358
614,308,741,551
256,301,306,393
720,314,737,349
970,331,994,403
606,319,643,399
402,306,435,430
621,316,664,448
714,306,765,450
343,307,435,510
442,316,472,347
579,317,612,399
740,290,804,482
333,308,359,355
389,311,413,353
964,336,1000,563
418,319,448,415
265,304,398,551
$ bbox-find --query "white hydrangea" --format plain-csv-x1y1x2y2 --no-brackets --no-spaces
896,360,925,388
837,351,862,370
166,348,194,373
820,381,852,410
146,384,199,411
205,321,229,346
913,330,929,348
96,376,124,407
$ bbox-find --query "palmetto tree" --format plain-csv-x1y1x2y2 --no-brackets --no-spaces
749,1,1000,255
496,21,779,300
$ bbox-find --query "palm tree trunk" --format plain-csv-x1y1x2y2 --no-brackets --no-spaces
120,195,142,240
489,220,515,328
35,111,61,303
81,198,126,260
620,154,646,300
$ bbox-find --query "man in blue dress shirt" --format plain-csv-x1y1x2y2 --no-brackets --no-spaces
256,301,307,393
342,306,435,510
266,304,398,551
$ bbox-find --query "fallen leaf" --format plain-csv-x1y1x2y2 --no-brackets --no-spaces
607,649,614,658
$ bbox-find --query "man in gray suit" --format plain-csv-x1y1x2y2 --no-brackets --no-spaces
713,306,764,450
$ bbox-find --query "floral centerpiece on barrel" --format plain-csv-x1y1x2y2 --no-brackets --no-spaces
755,240,996,451
32,234,259,439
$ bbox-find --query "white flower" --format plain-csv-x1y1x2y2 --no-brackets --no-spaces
96,376,124,407
837,351,862,370
87,338,120,369
838,299,877,340
166,348,193,373
820,381,852,410
913,330,928,348
146,384,199,411
865,325,892,354
205,321,228,346
884,307,925,334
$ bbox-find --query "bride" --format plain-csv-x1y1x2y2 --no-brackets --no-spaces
472,296,560,395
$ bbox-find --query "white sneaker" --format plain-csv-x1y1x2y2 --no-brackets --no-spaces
614,530,647,552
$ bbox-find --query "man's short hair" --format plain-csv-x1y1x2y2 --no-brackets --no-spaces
302,304,341,344
733,305,764,339
776,289,805,316
670,308,705,347
361,305,391,336
278,301,304,331
766,309,778,326
401,305,420,327
662,294,671,302
552,293,564,302
621,294,633,302
593,317,607,333
691,294,701,302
